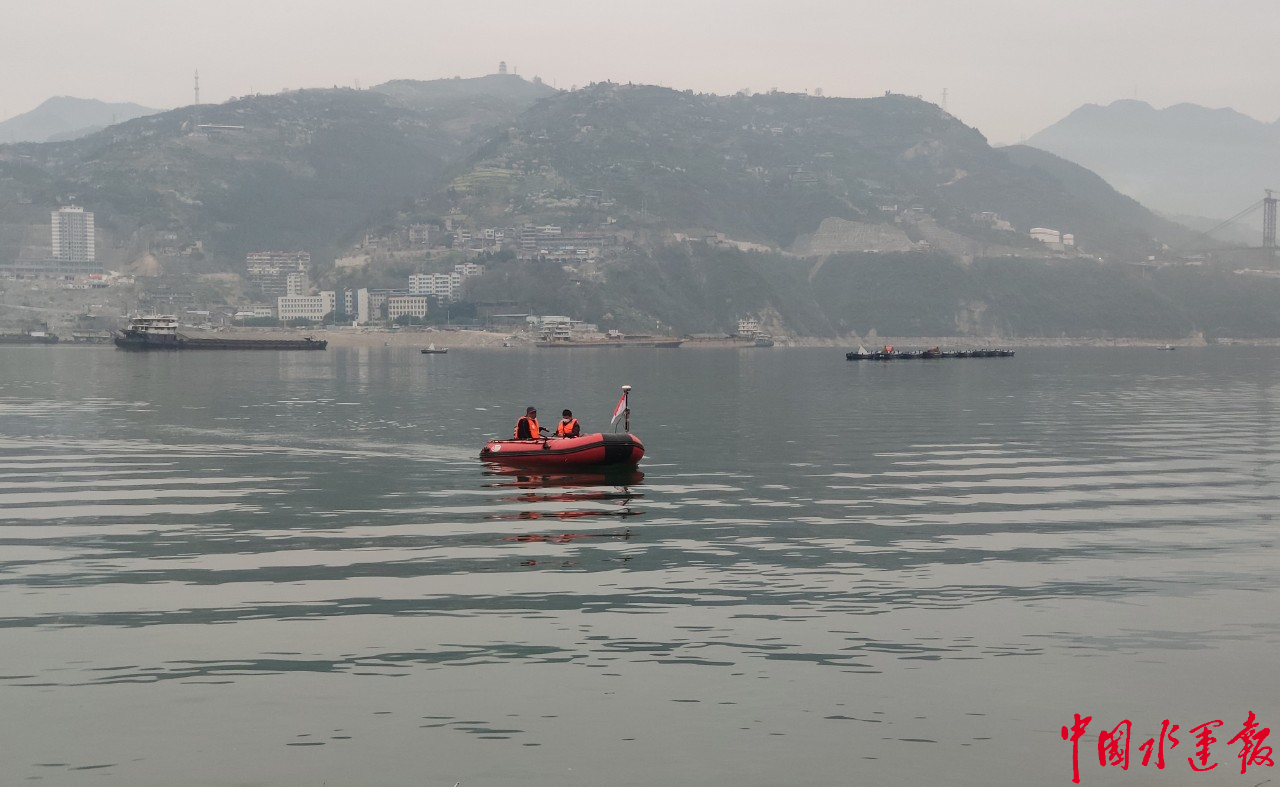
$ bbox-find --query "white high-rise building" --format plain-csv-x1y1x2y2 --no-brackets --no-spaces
51,206,95,262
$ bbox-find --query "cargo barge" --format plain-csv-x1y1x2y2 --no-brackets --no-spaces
535,339,684,348
845,345,1013,360
535,334,683,348
0,325,59,345
114,316,327,351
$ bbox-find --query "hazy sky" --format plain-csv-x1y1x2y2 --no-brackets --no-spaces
3,0,1277,143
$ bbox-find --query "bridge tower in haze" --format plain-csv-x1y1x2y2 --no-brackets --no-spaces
1265,189,1277,260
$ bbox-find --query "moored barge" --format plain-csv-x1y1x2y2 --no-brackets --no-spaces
114,316,328,351
846,345,1014,360
535,336,684,348
0,325,59,344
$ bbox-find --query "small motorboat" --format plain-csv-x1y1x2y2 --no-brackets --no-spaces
483,385,643,468
480,432,644,467
421,344,448,354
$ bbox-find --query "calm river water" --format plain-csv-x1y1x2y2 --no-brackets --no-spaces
1,345,1277,786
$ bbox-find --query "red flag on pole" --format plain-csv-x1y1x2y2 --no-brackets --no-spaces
610,391,627,426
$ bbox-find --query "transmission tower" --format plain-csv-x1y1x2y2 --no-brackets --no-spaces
1265,189,1277,259
194,69,200,105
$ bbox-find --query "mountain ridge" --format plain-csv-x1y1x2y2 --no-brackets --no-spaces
431,83,1190,257
0,78,551,268
0,96,162,144
8,78,1270,339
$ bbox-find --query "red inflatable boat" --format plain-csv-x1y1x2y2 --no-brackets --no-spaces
479,432,645,467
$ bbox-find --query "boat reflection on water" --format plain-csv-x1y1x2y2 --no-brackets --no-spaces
483,465,644,492
481,465,645,551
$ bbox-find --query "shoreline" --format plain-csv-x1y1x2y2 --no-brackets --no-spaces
170,328,1274,349
29,327,1280,350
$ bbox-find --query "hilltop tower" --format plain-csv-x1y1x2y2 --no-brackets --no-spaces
498,61,507,75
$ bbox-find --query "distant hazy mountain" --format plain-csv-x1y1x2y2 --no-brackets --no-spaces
1026,99,1280,223
0,96,161,144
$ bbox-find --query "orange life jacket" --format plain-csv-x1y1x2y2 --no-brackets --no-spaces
555,418,580,437
514,416,541,439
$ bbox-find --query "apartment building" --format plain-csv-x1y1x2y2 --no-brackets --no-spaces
408,263,485,303
387,295,429,321
277,291,336,322
246,252,310,298
51,206,95,262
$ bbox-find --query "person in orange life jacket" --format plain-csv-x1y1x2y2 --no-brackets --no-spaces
554,409,581,438
514,406,547,440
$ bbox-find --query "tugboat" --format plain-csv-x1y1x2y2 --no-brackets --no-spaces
480,386,645,468
420,343,448,354
114,316,327,351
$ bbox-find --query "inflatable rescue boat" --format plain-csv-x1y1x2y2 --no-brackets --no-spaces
480,432,645,467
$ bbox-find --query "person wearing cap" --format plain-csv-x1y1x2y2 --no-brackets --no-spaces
514,406,546,440
554,409,581,438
